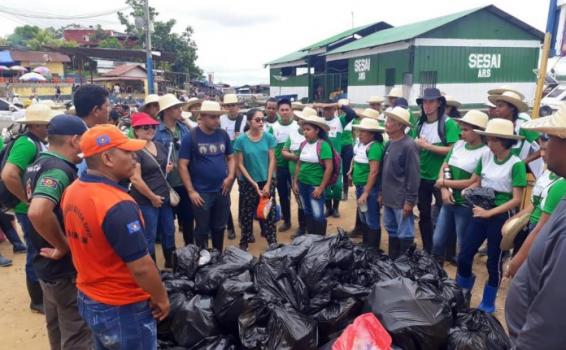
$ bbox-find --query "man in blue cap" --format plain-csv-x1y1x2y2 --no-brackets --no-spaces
25,115,92,349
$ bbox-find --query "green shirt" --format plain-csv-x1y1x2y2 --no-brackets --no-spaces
352,141,384,185
530,171,555,224
415,117,460,180
233,132,277,183
269,120,298,168
298,140,332,186
283,127,305,177
339,113,354,147
6,136,42,214
475,152,527,206
541,178,566,216
326,116,343,153
32,152,73,203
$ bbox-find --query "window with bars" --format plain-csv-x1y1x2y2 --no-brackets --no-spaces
419,71,437,96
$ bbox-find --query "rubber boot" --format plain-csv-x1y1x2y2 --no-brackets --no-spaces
194,235,208,250
478,284,498,314
163,248,174,269
348,215,364,238
182,220,194,246
361,224,369,246
324,200,332,217
366,228,381,250
26,278,44,314
227,213,236,240
388,237,400,259
211,230,225,252
332,199,341,218
456,273,476,308
291,209,306,239
319,220,328,236
399,239,415,257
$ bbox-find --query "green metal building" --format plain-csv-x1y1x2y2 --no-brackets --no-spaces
267,5,544,107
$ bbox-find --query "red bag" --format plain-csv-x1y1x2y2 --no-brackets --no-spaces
256,195,272,220
332,313,392,350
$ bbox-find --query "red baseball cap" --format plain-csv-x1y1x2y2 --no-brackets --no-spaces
131,112,160,127
80,124,146,157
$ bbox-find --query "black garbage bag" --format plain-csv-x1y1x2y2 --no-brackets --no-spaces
394,246,446,280
447,309,511,350
417,275,467,317
188,335,237,350
158,291,194,344
171,294,219,348
164,277,195,295
194,246,254,293
262,243,309,265
291,233,326,249
463,187,496,210
213,271,256,334
298,236,337,291
254,255,308,312
365,277,452,350
311,297,364,345
266,303,318,350
328,231,355,269
238,297,271,349
158,338,187,350
174,245,201,279
332,283,370,299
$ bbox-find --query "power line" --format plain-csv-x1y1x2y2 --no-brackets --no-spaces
0,5,129,20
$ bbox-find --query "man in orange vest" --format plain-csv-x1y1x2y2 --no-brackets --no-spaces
62,124,169,349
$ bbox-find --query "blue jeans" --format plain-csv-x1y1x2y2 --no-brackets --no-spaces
298,182,326,223
139,203,175,255
276,166,291,224
16,214,38,282
355,185,380,230
432,204,472,257
77,291,156,350
383,206,415,239
457,212,509,287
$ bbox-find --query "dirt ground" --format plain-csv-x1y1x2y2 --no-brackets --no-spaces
0,186,510,349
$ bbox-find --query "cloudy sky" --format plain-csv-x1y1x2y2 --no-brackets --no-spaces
0,0,549,86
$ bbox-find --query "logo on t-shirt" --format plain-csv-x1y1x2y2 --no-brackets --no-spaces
126,220,142,234
40,177,58,189
196,142,226,156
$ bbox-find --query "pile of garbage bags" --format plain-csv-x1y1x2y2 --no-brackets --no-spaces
157,231,510,350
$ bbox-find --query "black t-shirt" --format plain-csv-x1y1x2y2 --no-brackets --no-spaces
130,142,169,206
25,154,77,282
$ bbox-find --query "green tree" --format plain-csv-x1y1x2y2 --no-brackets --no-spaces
25,28,66,50
7,25,41,47
99,37,123,49
117,0,202,82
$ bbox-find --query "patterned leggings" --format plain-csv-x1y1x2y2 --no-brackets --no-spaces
240,180,277,246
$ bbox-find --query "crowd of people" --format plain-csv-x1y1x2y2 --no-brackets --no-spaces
0,82,566,349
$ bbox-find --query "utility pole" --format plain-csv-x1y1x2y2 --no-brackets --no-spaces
144,0,154,94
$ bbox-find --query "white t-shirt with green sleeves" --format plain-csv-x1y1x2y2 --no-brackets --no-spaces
298,140,332,186
446,140,490,204
417,117,460,180
326,116,344,152
475,151,527,206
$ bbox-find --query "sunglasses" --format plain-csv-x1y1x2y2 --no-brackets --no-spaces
135,125,157,131
253,118,265,123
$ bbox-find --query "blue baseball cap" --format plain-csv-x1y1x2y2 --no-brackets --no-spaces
48,115,88,136
393,97,409,109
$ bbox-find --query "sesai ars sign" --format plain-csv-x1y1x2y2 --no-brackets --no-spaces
354,57,371,81
468,53,501,78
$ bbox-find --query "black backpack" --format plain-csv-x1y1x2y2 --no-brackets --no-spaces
0,132,43,210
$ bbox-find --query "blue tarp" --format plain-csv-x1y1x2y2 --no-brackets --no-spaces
0,50,14,65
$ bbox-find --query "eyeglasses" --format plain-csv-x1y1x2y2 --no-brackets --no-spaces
253,118,264,123
135,125,157,131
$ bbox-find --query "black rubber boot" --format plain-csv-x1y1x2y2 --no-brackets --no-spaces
195,235,208,250
211,230,225,252
163,248,174,269
291,209,306,239
305,217,315,235
348,214,364,238
366,228,381,250
26,278,44,314
399,239,415,256
319,220,328,236
182,220,194,246
325,200,333,217
388,237,401,259
332,199,341,218
227,213,236,240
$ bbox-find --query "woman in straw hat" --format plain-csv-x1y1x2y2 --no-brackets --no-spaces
292,115,334,236
233,108,278,250
444,95,462,119
432,110,490,266
505,105,566,347
504,134,566,278
456,118,527,314
349,117,385,249
139,94,160,118
281,107,314,238
182,97,202,129
129,112,176,268
489,91,544,177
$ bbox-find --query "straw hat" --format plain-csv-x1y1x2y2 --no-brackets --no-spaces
294,106,317,121
356,108,381,120
158,94,187,114
353,117,385,132
184,97,202,109
384,106,411,127
500,212,531,250
292,101,305,111
455,110,489,130
474,118,524,140
301,115,330,131
386,87,403,98
16,104,57,124
191,100,225,116
222,94,239,105
338,98,349,106
367,96,385,104
140,94,159,110
488,91,528,113
521,103,566,139
485,101,496,109
487,85,525,100
444,95,461,108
